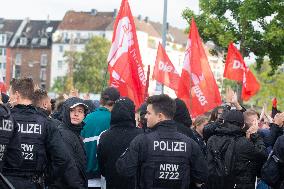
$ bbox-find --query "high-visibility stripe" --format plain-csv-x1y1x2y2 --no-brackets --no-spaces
83,136,99,143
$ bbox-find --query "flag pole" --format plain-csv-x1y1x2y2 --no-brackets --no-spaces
161,0,168,94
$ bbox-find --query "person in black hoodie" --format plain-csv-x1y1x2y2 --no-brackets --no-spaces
207,110,267,189
97,97,142,189
33,89,88,189
173,98,195,139
52,97,89,189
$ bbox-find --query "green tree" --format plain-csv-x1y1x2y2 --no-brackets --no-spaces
246,62,284,110
182,1,284,72
73,36,110,93
51,76,67,93
64,50,80,92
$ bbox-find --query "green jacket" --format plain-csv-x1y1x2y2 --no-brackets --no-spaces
81,107,111,176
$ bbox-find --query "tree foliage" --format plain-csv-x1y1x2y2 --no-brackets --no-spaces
51,76,67,93
182,1,284,73
73,36,110,93
246,62,284,110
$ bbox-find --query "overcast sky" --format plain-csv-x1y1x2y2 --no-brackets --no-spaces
0,0,199,29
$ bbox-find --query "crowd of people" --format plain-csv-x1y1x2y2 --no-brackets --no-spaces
0,77,284,189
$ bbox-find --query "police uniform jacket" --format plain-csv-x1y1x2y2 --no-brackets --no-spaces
0,104,22,171
116,120,208,189
3,104,69,179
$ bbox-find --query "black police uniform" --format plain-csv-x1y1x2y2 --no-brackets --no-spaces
116,120,208,189
0,104,22,188
3,104,70,189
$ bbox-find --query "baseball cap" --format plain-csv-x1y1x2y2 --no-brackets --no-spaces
70,102,89,110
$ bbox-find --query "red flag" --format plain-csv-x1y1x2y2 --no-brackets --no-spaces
224,42,245,82
107,0,146,107
242,68,260,101
177,18,221,117
152,43,180,91
224,42,260,101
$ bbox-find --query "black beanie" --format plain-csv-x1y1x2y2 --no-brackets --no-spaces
223,110,244,127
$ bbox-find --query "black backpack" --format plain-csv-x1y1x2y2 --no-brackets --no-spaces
207,135,237,189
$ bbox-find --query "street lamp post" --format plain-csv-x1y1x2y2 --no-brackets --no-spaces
161,0,167,94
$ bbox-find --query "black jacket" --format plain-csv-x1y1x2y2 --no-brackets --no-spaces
262,135,284,189
35,108,84,189
203,121,221,141
51,98,88,189
207,122,267,189
266,123,283,148
97,97,142,189
3,104,68,176
192,130,207,158
116,120,208,189
0,104,22,171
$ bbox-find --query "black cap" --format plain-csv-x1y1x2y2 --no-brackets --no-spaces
223,110,244,127
101,87,120,102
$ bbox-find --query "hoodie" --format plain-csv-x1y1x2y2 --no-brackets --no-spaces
52,97,88,189
174,98,195,139
207,121,267,189
97,97,142,189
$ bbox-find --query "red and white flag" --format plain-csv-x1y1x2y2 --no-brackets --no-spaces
224,42,260,101
107,0,146,107
177,18,221,117
152,43,180,91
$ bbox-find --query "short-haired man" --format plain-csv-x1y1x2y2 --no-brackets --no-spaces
244,109,259,129
3,78,70,189
32,89,52,115
116,94,208,189
81,87,120,181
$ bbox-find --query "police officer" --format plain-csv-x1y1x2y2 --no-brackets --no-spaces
0,102,22,188
116,94,208,189
3,78,70,189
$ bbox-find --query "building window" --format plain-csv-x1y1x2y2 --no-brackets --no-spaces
40,54,48,66
40,38,48,46
3,63,6,69
40,68,46,81
41,82,46,89
59,45,64,53
0,34,6,45
15,65,21,78
31,38,39,45
0,48,2,56
3,48,6,56
58,60,63,69
19,37,28,46
15,53,21,65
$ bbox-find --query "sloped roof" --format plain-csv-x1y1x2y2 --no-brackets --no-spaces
0,19,22,33
58,10,115,31
150,20,187,46
0,19,22,46
58,10,186,45
105,17,161,38
13,20,60,48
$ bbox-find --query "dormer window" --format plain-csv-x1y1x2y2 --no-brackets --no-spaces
40,38,48,46
31,38,39,45
0,34,6,46
19,37,28,46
